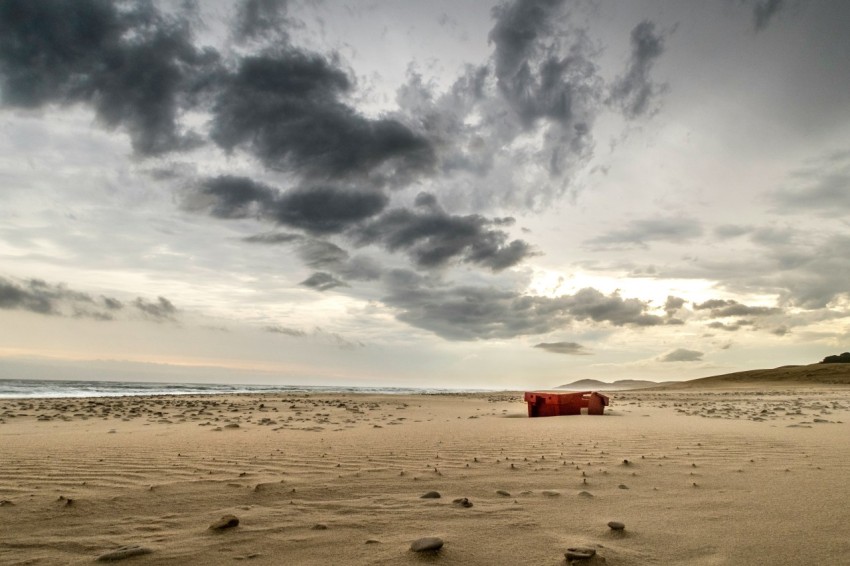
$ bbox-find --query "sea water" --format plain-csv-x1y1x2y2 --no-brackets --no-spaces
0,378,493,399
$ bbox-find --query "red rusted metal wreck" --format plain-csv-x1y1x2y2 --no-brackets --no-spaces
524,391,609,417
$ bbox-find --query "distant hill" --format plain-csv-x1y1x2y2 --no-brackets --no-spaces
556,379,667,391
659,363,850,390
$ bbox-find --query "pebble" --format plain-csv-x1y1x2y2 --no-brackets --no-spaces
577,491,594,498
452,497,473,508
420,491,441,499
565,546,596,560
95,545,153,562
496,490,511,497
410,537,444,552
312,523,328,530
209,514,240,530
607,521,625,531
541,490,560,497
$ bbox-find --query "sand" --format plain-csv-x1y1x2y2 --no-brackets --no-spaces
1,386,849,565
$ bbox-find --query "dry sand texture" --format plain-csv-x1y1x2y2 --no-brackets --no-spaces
1,386,849,565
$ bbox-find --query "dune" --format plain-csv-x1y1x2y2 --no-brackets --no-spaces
658,362,850,389
1,384,848,564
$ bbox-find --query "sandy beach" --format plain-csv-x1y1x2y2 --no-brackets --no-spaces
1,384,849,565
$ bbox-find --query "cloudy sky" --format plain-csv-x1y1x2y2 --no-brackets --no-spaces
1,0,849,389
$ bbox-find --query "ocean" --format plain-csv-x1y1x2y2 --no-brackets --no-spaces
0,378,493,399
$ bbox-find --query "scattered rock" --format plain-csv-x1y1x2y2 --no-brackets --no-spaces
452,497,473,508
420,491,441,499
541,490,561,497
312,523,328,530
95,545,153,562
577,491,594,498
607,521,625,531
209,514,240,530
565,547,596,560
496,490,511,497
0,500,14,506
365,539,381,544
410,537,444,552
224,423,240,429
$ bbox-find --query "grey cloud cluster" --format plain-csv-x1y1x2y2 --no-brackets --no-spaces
771,151,850,216
234,0,291,42
244,231,383,288
133,296,178,322
383,270,663,341
750,0,787,31
300,272,348,291
694,299,782,317
220,181,534,276
396,0,668,211
658,348,703,362
534,341,590,355
585,218,703,249
0,275,177,323
608,21,668,118
263,324,364,349
264,324,306,337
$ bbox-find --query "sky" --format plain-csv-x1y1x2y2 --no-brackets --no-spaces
1,0,849,390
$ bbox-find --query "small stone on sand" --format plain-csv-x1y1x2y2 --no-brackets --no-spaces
452,497,473,508
209,514,240,530
410,537,444,552
607,521,625,531
420,491,441,499
496,490,511,496
565,547,596,560
95,545,153,562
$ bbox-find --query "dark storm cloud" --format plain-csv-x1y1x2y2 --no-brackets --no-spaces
771,151,850,215
694,299,782,317
534,341,591,355
382,270,662,341
234,0,290,42
275,187,389,234
0,1,434,186
751,0,787,31
355,197,534,271
0,0,220,155
133,296,178,322
210,51,435,185
608,21,668,118
300,272,348,291
658,348,703,362
190,176,389,234
585,218,703,249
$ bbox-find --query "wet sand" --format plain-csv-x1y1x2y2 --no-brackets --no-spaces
1,387,849,565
